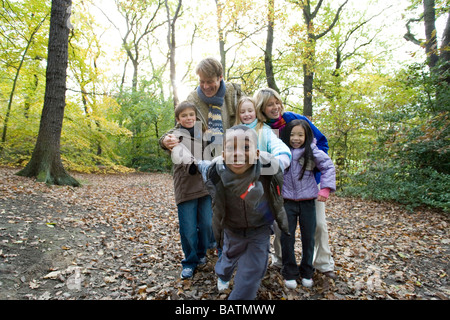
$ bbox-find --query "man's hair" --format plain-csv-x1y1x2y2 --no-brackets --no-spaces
175,101,197,119
195,57,223,79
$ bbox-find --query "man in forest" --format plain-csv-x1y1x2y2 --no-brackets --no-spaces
159,57,244,156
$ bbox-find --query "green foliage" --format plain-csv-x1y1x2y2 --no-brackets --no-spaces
0,0,176,174
1,0,448,206
114,82,174,172
340,163,450,213
341,63,450,212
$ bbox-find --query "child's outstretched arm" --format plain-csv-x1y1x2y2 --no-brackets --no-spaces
312,145,336,202
171,143,195,165
196,159,213,182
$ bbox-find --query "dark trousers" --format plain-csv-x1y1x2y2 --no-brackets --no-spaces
215,227,271,300
281,199,316,280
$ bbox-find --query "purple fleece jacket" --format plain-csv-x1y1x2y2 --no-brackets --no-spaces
282,142,336,201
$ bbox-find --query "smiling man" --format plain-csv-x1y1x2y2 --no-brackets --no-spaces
160,57,244,153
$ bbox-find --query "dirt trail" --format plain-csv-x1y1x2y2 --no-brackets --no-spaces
0,167,448,300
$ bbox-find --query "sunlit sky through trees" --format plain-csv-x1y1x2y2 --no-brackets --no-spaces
82,0,444,101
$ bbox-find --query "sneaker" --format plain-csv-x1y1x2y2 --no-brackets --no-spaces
270,254,282,268
198,257,207,266
301,278,313,288
180,267,193,279
217,278,230,291
284,279,297,289
322,270,337,279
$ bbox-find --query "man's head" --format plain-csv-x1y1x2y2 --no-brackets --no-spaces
195,57,223,98
222,125,259,174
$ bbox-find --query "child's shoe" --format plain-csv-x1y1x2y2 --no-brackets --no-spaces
217,278,230,291
284,279,297,289
198,257,207,266
180,267,193,279
301,278,313,288
270,254,282,268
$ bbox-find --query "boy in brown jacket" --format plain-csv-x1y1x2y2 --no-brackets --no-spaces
165,101,213,279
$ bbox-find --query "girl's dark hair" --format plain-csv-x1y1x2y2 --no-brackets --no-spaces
281,119,314,180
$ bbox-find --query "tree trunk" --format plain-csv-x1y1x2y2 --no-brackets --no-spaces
298,0,348,118
303,63,314,118
165,0,182,108
215,0,227,77
265,0,280,93
302,2,315,118
17,0,79,187
440,11,450,83
423,0,439,70
131,57,139,93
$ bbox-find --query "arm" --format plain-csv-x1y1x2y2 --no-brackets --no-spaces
266,125,292,170
158,125,181,151
196,159,213,182
312,145,336,202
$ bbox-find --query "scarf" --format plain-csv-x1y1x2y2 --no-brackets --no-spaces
197,80,226,144
216,158,275,225
196,79,226,106
266,114,287,133
216,159,264,208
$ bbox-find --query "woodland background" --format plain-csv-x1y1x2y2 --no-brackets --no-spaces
0,0,449,213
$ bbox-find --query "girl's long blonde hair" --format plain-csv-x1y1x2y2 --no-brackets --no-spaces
234,96,265,131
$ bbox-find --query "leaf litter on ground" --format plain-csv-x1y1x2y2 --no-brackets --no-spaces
0,167,448,300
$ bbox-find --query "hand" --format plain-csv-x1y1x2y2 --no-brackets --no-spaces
163,134,180,150
317,187,330,202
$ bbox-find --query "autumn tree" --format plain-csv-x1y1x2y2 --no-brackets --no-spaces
404,0,450,87
404,1,449,67
17,0,79,186
0,0,49,154
214,0,265,80
165,0,182,107
264,0,280,92
314,6,387,177
98,0,164,93
290,0,348,117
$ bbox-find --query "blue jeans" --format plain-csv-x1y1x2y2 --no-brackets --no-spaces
177,195,212,269
281,199,316,280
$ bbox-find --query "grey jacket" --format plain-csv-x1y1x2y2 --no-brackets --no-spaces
198,152,290,247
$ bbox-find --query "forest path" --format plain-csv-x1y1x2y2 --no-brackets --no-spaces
0,167,448,300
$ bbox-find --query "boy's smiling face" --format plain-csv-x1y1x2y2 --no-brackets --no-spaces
176,107,196,128
223,129,259,175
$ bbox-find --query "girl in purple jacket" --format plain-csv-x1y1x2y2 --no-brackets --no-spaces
280,119,336,289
